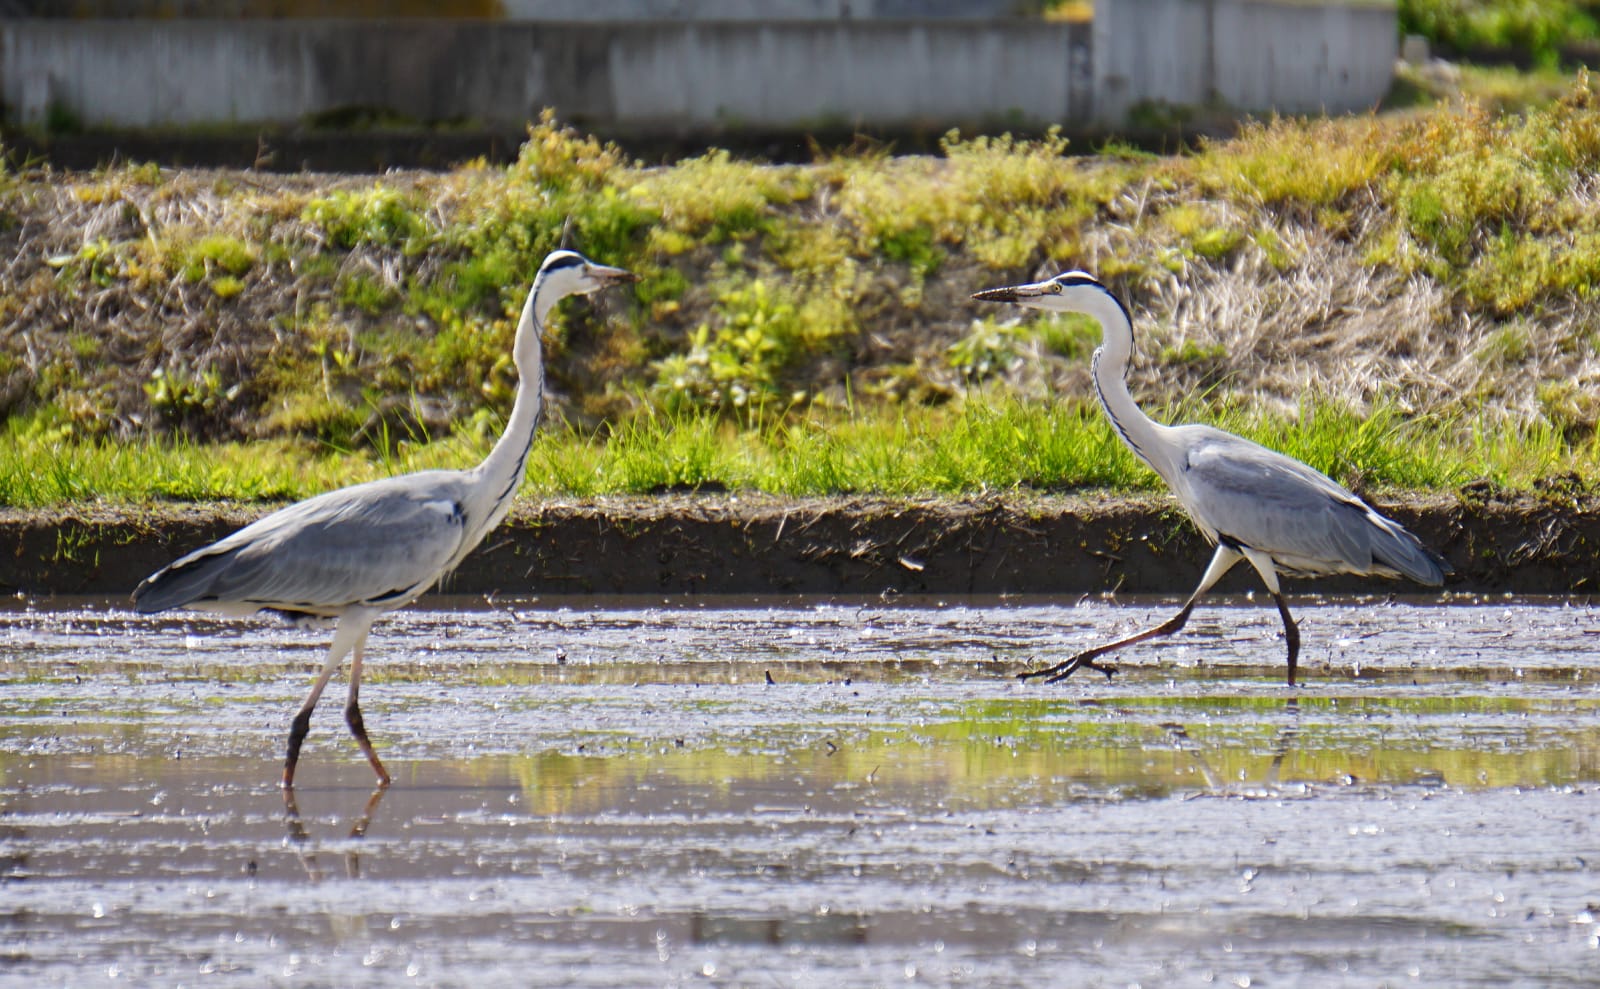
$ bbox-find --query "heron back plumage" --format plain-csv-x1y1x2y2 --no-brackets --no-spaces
132,473,475,616
1170,427,1448,586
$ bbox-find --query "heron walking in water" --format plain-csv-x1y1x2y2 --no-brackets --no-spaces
134,250,637,787
972,270,1449,686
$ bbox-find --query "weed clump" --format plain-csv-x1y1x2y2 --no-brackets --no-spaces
303,185,430,251
1379,77,1600,310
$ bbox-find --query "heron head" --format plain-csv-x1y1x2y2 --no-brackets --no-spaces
538,249,640,297
971,270,1106,312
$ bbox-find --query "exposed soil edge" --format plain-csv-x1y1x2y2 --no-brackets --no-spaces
4,491,1595,601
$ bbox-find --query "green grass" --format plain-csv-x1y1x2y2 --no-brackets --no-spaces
3,395,1591,508
14,82,1600,506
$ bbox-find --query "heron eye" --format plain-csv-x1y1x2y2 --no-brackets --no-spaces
1051,282,1064,293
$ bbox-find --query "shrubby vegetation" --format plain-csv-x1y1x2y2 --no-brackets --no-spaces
1400,0,1600,64
8,76,1600,505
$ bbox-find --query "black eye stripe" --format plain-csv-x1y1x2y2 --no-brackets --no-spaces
1050,270,1133,339
541,251,588,272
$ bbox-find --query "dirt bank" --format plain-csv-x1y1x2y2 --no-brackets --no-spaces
3,489,1595,600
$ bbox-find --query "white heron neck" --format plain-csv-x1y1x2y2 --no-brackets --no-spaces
471,278,551,532
1081,290,1177,482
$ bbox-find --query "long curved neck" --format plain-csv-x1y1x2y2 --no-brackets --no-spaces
1081,291,1177,481
470,276,554,530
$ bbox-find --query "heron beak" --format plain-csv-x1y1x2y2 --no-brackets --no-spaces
589,263,641,287
971,285,1020,303
972,282,1047,304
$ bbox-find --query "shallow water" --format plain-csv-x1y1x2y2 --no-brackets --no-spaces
4,593,1600,987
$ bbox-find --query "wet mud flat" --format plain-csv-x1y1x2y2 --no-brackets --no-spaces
4,594,1600,986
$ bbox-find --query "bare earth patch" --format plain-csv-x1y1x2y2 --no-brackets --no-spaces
3,490,1595,598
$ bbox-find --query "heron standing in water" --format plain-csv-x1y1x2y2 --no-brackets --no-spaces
134,250,637,787
973,270,1449,686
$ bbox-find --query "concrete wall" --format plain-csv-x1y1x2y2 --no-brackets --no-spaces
1,18,1092,130
605,22,1090,129
7,0,1033,17
498,0,1033,19
1213,0,1397,114
0,4,1395,133
1095,0,1397,122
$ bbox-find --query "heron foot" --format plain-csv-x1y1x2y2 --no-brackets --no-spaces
1017,654,1118,684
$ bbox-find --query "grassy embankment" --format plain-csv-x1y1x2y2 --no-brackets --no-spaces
7,74,1600,508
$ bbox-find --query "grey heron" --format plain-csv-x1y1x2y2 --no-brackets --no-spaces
133,249,637,787
972,270,1449,686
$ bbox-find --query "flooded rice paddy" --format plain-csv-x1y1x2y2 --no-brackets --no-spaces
4,593,1600,986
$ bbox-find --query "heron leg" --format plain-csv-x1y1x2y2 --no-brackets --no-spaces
1273,594,1300,686
344,634,391,788
1021,546,1243,684
1241,549,1299,687
283,609,377,789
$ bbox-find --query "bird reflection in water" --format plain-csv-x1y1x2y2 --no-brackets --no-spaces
1164,698,1301,796
282,786,389,882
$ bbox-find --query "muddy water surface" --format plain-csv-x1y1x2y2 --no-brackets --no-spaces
4,594,1600,986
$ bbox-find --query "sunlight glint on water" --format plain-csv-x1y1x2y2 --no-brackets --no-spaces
2,595,1599,986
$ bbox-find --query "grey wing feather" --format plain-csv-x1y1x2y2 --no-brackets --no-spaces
1177,429,1448,586
133,473,473,614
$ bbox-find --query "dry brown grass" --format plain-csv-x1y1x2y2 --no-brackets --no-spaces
974,177,1592,437
7,94,1600,451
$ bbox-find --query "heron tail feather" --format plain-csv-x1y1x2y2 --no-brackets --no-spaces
132,546,241,613
1369,514,1450,587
